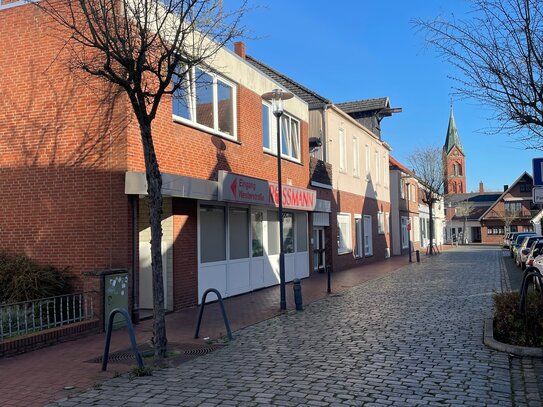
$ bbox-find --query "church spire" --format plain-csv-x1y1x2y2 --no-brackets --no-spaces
443,107,464,155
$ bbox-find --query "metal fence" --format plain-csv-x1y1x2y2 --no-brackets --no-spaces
0,292,96,342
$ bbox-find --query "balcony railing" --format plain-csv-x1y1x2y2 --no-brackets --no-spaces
0,292,96,342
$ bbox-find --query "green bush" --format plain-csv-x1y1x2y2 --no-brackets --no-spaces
493,291,543,347
0,251,72,303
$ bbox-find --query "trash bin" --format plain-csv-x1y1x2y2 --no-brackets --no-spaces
103,269,129,330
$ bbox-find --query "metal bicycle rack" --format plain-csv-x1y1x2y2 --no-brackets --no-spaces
102,308,144,371
194,288,233,340
518,266,543,315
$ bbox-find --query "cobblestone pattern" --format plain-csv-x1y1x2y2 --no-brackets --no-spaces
48,247,535,406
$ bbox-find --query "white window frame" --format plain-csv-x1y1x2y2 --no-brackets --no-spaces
352,136,360,178
172,67,238,141
262,101,301,163
337,213,352,254
377,212,385,234
400,178,405,199
354,215,363,258
339,128,347,173
363,215,373,256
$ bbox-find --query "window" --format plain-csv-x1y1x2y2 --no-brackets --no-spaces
365,145,371,180
267,211,280,255
262,102,301,161
352,136,360,177
383,154,388,187
505,201,522,213
520,183,531,192
400,178,405,199
375,150,380,184
173,67,236,138
414,216,420,242
262,104,271,150
355,216,363,258
488,226,505,235
385,212,390,234
251,211,264,257
229,207,249,260
401,217,409,249
363,215,373,256
200,205,226,263
378,212,385,234
412,185,417,202
283,212,295,253
339,129,347,172
337,214,352,254
296,213,308,252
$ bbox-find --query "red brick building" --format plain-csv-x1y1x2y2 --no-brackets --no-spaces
0,3,316,323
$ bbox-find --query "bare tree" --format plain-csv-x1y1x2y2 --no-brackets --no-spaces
37,0,245,358
456,199,475,244
417,0,543,147
490,207,523,233
408,147,445,254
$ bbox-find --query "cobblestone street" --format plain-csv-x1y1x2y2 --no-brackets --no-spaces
48,247,541,406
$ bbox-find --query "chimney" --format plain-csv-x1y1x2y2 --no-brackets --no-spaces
504,184,509,192
479,181,484,193
234,41,246,59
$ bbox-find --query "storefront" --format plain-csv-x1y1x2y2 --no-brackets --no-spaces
197,172,316,302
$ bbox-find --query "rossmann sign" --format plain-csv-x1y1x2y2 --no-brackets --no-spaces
218,171,316,211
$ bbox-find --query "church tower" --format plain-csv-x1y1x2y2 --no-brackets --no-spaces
443,108,466,195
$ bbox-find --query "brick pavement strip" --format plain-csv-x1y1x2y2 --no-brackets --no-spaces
46,247,541,407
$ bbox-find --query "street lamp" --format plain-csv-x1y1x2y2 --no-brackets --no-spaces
262,88,294,311
406,181,412,263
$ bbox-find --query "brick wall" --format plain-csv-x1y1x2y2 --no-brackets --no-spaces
0,4,132,297
331,189,391,272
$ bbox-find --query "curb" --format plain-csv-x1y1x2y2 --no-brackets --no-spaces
483,318,543,357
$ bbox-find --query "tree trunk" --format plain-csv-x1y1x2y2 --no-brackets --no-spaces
139,118,168,359
428,199,434,255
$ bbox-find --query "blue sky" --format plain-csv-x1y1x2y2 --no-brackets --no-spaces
235,0,540,193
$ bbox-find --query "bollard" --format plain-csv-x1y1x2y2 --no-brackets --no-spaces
326,265,332,294
416,250,420,263
293,278,303,311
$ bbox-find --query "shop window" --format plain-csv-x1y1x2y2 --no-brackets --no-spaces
283,212,294,253
229,207,249,260
200,205,226,263
172,67,236,139
251,211,264,257
337,213,352,254
262,102,300,161
267,211,279,255
296,213,308,252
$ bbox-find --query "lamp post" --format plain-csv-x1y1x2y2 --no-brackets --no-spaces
406,181,412,262
262,88,294,311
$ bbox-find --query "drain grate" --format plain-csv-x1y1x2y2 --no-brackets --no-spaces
86,343,223,364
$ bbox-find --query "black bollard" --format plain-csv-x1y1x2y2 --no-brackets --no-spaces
416,250,420,263
293,278,303,311
326,265,332,294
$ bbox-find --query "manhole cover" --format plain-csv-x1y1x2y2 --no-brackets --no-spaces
86,343,223,364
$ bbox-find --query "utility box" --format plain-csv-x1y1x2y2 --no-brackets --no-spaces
103,269,129,330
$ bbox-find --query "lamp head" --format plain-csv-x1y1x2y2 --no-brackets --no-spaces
262,88,294,117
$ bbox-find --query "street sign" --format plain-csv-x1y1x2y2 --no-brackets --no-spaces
532,158,543,186
533,187,543,203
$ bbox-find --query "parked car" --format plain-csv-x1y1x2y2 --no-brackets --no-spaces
510,232,537,259
516,236,543,269
525,241,543,268
503,232,514,248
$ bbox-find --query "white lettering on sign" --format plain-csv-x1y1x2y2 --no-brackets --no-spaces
218,171,316,211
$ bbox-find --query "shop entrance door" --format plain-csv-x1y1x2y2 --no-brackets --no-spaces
313,227,326,272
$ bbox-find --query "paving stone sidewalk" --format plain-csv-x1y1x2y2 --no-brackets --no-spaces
48,247,541,406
